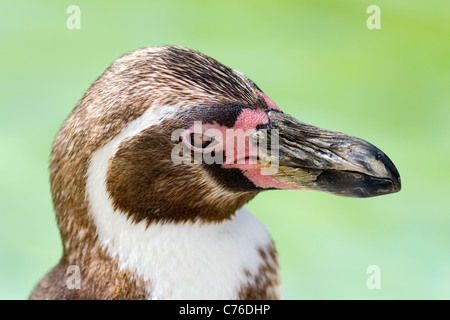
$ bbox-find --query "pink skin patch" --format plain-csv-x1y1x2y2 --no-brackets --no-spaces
242,168,299,190
181,107,298,190
182,109,268,164
256,89,281,111
224,109,268,165
223,109,298,190
223,109,298,189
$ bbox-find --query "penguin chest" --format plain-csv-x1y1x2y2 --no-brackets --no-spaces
99,208,281,299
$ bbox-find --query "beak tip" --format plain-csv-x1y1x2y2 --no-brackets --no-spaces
391,174,401,193
383,155,401,194
368,147,402,196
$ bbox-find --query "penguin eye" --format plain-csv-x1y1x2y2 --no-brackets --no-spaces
190,133,214,149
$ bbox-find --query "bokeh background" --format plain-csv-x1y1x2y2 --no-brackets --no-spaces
1,0,449,299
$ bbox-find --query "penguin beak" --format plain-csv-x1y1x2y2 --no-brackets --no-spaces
253,111,401,197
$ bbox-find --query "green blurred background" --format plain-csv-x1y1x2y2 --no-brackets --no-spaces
1,0,449,299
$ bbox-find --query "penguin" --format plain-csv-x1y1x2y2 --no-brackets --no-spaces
29,46,400,300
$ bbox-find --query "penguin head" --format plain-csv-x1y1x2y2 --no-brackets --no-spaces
52,46,400,236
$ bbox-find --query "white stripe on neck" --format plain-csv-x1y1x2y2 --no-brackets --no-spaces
86,106,275,299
